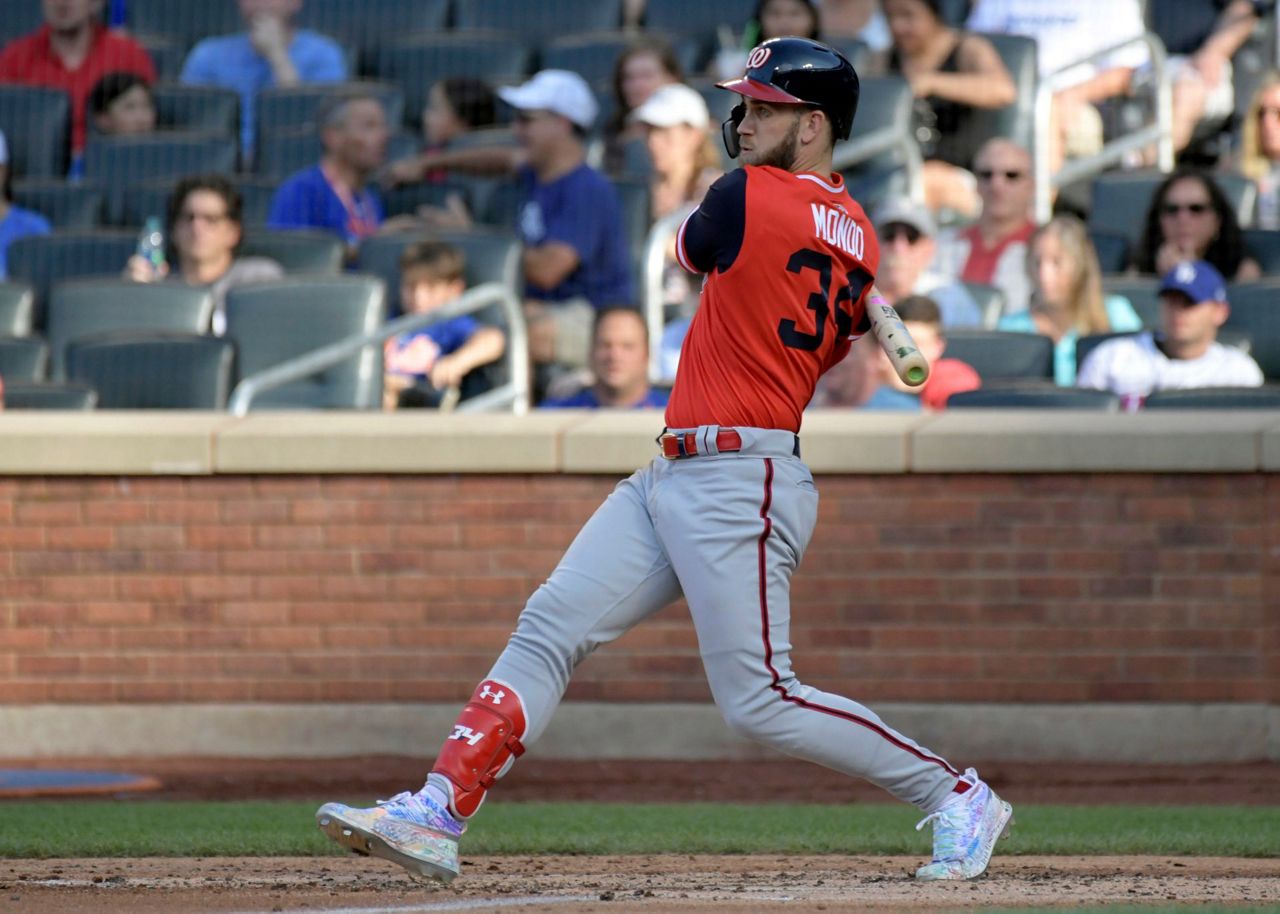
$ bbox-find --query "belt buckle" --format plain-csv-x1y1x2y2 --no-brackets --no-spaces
658,432,679,460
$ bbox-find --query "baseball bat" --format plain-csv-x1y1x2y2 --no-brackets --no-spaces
865,290,930,387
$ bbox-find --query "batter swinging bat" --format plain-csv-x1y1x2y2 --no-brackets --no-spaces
865,290,930,387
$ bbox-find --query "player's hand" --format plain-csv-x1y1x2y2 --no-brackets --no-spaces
429,354,468,390
124,255,167,283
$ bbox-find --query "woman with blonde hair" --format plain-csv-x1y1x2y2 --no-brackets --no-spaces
998,215,1142,385
1237,71,1280,228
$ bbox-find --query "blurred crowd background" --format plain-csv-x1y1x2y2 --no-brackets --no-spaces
0,0,1278,415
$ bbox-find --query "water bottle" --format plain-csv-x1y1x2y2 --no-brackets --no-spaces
137,216,167,277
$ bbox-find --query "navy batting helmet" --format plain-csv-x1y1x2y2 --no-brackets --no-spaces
716,37,860,158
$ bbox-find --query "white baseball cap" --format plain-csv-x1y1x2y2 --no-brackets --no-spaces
497,69,598,130
630,84,710,129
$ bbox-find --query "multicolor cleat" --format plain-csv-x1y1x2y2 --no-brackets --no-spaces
316,791,464,885
914,768,1013,881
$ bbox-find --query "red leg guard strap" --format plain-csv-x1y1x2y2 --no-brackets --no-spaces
432,679,527,818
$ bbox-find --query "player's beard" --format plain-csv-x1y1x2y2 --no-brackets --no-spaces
752,115,803,171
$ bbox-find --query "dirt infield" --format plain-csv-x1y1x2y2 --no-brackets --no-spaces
5,854,1279,913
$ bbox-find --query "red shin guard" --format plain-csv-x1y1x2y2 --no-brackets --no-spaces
431,679,527,818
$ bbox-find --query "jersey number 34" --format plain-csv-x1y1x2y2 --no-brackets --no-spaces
777,247,872,351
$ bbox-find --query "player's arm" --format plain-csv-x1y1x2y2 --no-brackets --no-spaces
675,169,747,275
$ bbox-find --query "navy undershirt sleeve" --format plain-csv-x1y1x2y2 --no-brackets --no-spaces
680,168,747,274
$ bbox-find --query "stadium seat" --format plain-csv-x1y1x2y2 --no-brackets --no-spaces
0,282,35,335
0,4,44,45
382,181,473,222
12,179,104,230
1089,230,1130,275
947,386,1121,410
1075,331,1140,373
1142,386,1280,409
82,133,239,224
7,231,139,328
234,176,281,226
224,276,386,410
837,76,916,215
961,282,1006,328
1101,278,1161,328
254,126,322,178
643,0,755,41
295,0,450,70
0,86,70,178
1242,229,1280,273
479,179,524,229
958,33,1038,154
127,0,241,47
45,279,214,380
942,329,1055,381
455,0,623,42
1,382,97,410
119,179,179,228
65,332,235,409
1223,281,1280,379
374,34,533,132
239,230,345,275
0,336,49,381
254,82,405,150
541,33,639,89
135,34,186,82
151,84,240,137
355,229,521,314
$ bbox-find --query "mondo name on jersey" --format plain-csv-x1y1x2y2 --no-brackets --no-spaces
811,203,865,260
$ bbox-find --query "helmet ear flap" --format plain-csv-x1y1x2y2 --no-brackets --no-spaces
721,104,745,158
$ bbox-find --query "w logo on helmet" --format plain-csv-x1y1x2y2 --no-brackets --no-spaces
747,46,772,70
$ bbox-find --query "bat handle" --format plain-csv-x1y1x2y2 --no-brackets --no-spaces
866,292,930,388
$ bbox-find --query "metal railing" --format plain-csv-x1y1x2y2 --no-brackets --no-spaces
642,207,693,384
833,106,926,205
1033,32,1173,222
227,281,529,416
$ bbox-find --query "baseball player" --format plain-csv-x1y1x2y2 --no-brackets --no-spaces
317,37,1013,884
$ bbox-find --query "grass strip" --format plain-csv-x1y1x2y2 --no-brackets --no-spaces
0,801,1276,859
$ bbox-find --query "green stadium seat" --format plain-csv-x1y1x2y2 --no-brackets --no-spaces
295,0,450,71
942,329,1055,381
152,84,240,137
0,336,49,381
456,0,624,42
1,382,97,410
128,0,241,47
254,82,404,150
7,231,139,329
12,179,104,229
239,230,345,275
82,133,239,224
0,86,70,178
947,386,1121,410
1142,386,1280,409
0,282,35,336
65,332,235,409
225,275,387,410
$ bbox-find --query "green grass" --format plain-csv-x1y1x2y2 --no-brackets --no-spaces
0,801,1277,859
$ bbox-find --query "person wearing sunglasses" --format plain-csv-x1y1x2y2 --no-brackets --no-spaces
124,174,283,336
1133,170,1261,282
1236,71,1280,229
934,138,1035,317
1077,259,1262,411
873,198,982,328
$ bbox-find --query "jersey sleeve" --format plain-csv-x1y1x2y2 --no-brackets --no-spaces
675,168,747,275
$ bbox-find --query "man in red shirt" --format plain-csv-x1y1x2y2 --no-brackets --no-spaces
0,0,155,154
315,37,1013,888
934,138,1036,318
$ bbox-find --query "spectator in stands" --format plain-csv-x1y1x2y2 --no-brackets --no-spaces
383,240,505,411
124,173,283,335
998,215,1142,385
1237,71,1280,228
88,71,155,137
604,38,684,176
884,0,1016,216
820,0,892,53
873,198,983,327
966,0,1147,173
933,138,1036,317
541,307,668,409
384,77,498,188
406,70,635,389
181,0,347,157
0,131,52,279
716,0,822,81
1133,170,1261,281
866,294,981,410
267,90,389,248
1151,0,1262,155
0,0,155,155
1077,259,1263,410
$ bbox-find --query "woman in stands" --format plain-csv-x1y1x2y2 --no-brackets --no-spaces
123,174,282,335
998,215,1142,386
1133,170,1261,281
604,37,684,176
383,77,498,187
1237,72,1280,229
883,0,1016,216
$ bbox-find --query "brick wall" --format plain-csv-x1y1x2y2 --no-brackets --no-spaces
1,473,1276,706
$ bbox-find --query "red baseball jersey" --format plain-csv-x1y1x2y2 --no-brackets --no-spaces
665,165,878,433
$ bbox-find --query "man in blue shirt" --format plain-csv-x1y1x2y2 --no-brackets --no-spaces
394,70,635,378
267,90,388,249
542,308,667,409
180,0,347,157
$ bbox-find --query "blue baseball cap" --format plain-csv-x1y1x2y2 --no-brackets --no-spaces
1158,260,1228,305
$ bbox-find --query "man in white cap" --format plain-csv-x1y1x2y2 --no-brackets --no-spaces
410,70,635,391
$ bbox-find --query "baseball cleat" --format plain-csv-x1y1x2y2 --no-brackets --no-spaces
913,768,1013,881
316,791,464,885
